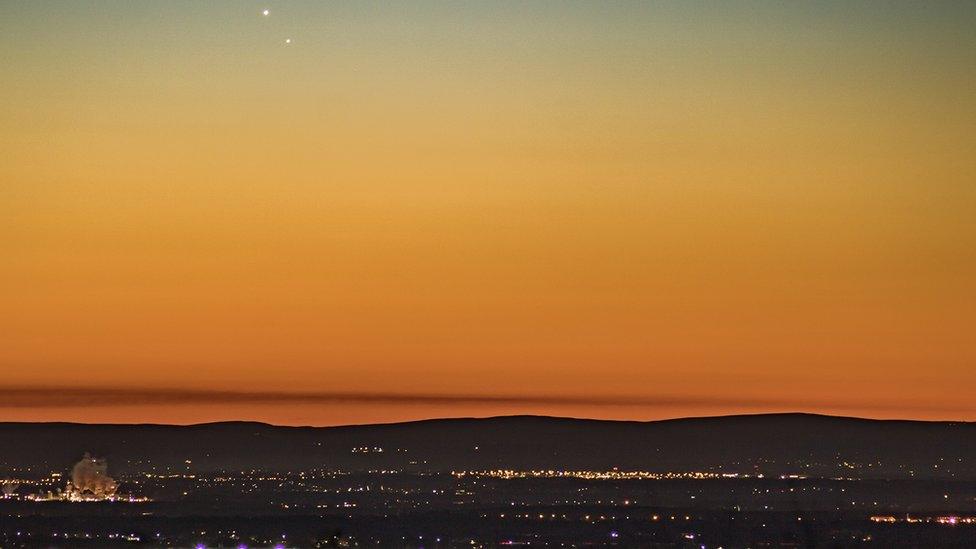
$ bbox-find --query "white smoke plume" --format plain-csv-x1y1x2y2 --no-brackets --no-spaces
1,481,18,496
68,453,118,499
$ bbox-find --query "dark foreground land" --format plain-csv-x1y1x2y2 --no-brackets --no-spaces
2,413,976,547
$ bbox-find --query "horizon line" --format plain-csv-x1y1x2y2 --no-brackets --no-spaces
0,411,972,430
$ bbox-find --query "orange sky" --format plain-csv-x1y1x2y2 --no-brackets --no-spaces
1,2,974,424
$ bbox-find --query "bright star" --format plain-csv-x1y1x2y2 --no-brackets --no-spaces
262,9,270,16
285,38,292,44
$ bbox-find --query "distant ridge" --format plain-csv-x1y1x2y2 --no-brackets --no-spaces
5,411,972,429
2,414,974,479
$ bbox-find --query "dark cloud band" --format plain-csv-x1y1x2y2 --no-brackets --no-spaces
0,386,967,416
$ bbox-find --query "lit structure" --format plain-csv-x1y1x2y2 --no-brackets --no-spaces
26,454,149,503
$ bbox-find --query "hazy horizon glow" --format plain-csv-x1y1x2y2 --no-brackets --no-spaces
2,1,975,425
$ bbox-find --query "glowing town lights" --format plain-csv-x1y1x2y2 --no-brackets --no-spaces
453,469,748,481
871,515,976,525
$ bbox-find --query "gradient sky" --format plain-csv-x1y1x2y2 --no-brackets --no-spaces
2,1,974,425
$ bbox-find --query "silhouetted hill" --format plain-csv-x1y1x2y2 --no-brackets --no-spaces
2,413,974,479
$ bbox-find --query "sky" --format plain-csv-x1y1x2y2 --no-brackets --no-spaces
1,1,974,425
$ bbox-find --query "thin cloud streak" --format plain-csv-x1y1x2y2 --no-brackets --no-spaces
0,386,969,415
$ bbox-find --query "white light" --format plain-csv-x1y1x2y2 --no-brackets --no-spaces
262,9,270,16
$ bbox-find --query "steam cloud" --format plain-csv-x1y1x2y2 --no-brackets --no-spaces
68,453,118,499
1,481,18,496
